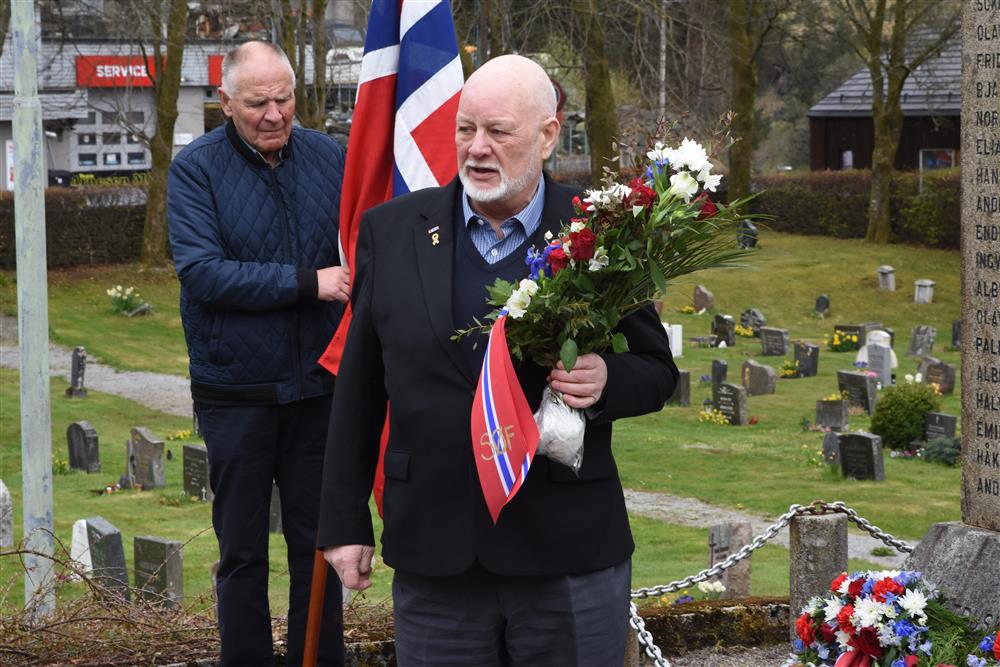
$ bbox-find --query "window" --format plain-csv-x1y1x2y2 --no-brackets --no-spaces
126,110,144,124
103,153,121,166
78,153,97,166
79,111,96,125
78,133,96,146
102,132,122,145
841,150,854,170
101,110,118,124
126,133,141,144
127,151,145,165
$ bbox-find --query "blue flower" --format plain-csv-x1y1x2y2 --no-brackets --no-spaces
893,619,916,638
978,634,995,653
792,639,804,652
919,640,932,655
967,656,987,667
891,659,906,667
817,645,830,660
675,595,694,605
861,578,875,596
883,592,900,605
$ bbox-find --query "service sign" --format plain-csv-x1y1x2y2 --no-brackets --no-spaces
77,55,157,88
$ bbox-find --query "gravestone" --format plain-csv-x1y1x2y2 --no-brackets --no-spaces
789,515,848,641
914,279,936,304
269,483,282,534
833,324,864,351
69,519,93,579
877,265,896,291
66,421,100,473
712,383,748,426
815,294,830,315
739,308,766,336
693,285,714,311
815,399,849,432
822,431,841,466
65,346,88,398
134,536,183,607
125,427,165,490
838,432,885,481
183,444,213,502
759,327,789,357
924,412,958,442
666,370,691,407
904,4,1000,626
921,358,957,395
907,325,937,358
866,343,893,388
741,359,776,396
662,322,683,359
952,319,961,349
837,370,877,414
712,314,736,347
794,342,820,377
192,406,201,438
0,480,11,548
737,220,758,249
86,516,130,599
708,522,752,599
711,359,728,386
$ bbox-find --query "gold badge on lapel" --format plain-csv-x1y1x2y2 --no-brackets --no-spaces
428,226,440,246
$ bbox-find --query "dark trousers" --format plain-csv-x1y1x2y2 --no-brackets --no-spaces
196,396,344,667
392,560,631,666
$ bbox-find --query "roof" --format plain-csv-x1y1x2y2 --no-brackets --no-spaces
0,90,90,121
809,37,959,118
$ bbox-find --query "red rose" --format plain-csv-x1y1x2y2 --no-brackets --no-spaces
626,177,657,209
872,577,904,603
848,627,883,659
831,573,848,593
548,246,569,274
569,228,597,262
904,657,918,667
994,635,1000,660
847,578,865,599
572,195,584,214
694,192,717,220
819,622,837,643
795,613,815,645
837,604,855,633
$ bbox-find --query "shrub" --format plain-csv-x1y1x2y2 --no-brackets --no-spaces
922,437,962,467
870,383,943,451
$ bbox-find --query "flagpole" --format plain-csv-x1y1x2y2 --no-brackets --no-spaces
302,552,328,667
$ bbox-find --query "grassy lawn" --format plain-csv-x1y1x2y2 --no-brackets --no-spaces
0,230,963,614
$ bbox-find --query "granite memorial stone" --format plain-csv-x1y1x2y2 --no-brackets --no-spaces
914,279,936,304
183,444,213,502
952,319,961,349
759,327,789,357
815,399,850,432
86,516,129,599
907,325,937,358
711,359,728,386
925,412,958,442
866,343,893,388
837,370,878,414
66,346,88,398
739,308,766,336
822,431,841,466
66,421,100,473
712,314,736,347
921,358,957,395
838,432,885,481
709,522,752,599
737,220,758,249
666,370,691,407
794,342,820,377
126,427,166,490
0,480,11,548
269,483,282,534
694,285,714,311
134,536,183,607
877,265,896,291
789,514,848,641
69,519,93,579
815,294,830,315
741,359,776,396
712,383,748,426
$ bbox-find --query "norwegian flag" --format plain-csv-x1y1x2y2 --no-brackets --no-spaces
318,0,463,513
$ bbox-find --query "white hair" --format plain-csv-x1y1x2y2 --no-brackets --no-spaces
220,41,296,95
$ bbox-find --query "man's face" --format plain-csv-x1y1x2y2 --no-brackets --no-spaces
219,56,294,159
455,81,557,209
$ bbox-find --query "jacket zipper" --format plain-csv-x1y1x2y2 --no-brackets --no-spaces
270,167,304,401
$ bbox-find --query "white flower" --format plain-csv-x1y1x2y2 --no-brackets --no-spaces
588,246,609,272
904,373,914,383
823,597,843,625
898,588,928,620
668,171,699,202
569,220,586,233
718,341,727,348
647,141,669,164
835,630,852,648
666,138,710,173
518,279,538,296
878,623,901,647
505,288,531,319
838,578,852,596
698,167,723,192
914,372,922,383
584,184,631,211
853,597,888,628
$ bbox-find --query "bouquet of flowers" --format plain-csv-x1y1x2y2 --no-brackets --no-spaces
460,137,759,470
788,570,979,667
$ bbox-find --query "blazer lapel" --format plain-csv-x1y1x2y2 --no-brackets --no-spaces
412,179,479,386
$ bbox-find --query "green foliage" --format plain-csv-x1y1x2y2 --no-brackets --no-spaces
870,383,943,451
870,546,895,557
922,437,962,467
894,169,961,247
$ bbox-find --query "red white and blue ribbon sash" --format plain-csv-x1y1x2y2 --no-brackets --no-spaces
471,311,539,523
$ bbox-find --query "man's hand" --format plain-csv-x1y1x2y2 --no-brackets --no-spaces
317,266,350,303
323,544,375,590
547,353,608,409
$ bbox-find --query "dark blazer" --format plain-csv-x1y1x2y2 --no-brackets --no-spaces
318,174,678,577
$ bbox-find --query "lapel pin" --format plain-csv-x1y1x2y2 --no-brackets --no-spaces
428,226,440,246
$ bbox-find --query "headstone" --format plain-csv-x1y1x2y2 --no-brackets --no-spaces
833,324,864,351
837,370,877,414
125,427,166,490
741,359,776,396
666,370,690,407
69,519,93,579
712,383,748,426
183,444,213,502
712,314,735,347
86,516,130,599
693,285,714,311
914,278,936,304
0,480,11,548
66,421,100,473
924,412,958,442
866,343,893,388
907,325,937,357
711,359,728,386
921,359,957,395
739,308,766,336
838,432,885,481
952,319,961,349
759,327,789,356
269,483,282,534
822,431,841,466
815,294,830,315
737,220,758,249
192,406,201,438
794,342,820,377
789,514,848,641
815,399,849,432
662,322,683,358
708,522,752,599
134,536,183,607
65,346,88,398
877,265,896,291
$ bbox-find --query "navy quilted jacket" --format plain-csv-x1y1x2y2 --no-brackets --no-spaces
168,121,345,405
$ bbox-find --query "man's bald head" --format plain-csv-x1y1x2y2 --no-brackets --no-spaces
221,41,296,96
463,55,557,122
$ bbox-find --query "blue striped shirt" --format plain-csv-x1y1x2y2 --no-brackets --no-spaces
462,178,546,264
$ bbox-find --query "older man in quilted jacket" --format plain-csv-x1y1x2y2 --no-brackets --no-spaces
167,41,348,667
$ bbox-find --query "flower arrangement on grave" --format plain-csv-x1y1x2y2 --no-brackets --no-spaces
457,135,759,493
735,323,755,338
680,304,698,314
967,630,1000,667
827,329,861,352
780,359,802,378
786,570,982,667
106,284,143,315
658,580,727,606
698,408,731,425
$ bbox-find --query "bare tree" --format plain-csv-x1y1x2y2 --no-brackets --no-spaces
276,0,328,130
571,0,620,181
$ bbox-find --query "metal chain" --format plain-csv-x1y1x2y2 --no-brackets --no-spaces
627,500,913,666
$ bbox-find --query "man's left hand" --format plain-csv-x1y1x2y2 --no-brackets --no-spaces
317,266,351,303
547,353,607,409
